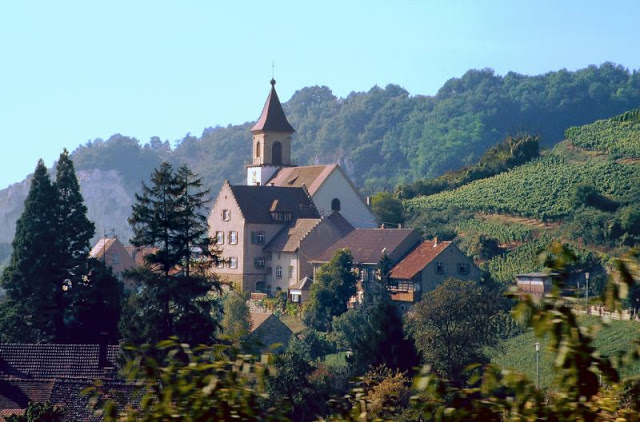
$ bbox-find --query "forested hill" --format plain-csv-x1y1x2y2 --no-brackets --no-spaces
1,63,640,259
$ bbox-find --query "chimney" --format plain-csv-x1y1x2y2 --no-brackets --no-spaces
397,223,402,228
381,223,385,229
98,332,110,369
433,236,438,247
366,196,371,206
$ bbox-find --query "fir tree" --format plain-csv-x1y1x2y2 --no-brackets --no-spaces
54,148,95,281
122,162,220,344
50,148,95,341
0,160,59,342
0,153,119,343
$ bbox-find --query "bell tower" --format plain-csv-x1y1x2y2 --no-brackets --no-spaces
247,79,295,186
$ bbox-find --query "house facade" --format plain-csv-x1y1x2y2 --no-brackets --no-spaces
207,182,319,292
388,240,482,306
264,211,354,299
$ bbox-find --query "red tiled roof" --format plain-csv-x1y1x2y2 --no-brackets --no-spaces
389,240,452,280
312,228,420,264
266,165,337,195
250,79,294,133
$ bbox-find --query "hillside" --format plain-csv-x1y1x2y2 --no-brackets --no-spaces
1,63,639,265
405,110,640,285
491,318,640,386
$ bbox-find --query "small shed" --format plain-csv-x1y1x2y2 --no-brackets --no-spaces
515,272,553,300
248,312,293,354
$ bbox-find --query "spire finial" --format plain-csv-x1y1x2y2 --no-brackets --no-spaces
271,61,276,86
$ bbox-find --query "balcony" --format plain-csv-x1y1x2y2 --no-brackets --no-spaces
389,289,420,303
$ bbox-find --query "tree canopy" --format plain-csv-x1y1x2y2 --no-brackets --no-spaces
121,162,220,345
303,249,357,332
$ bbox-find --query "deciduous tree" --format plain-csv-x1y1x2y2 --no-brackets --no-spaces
303,249,357,332
405,278,506,384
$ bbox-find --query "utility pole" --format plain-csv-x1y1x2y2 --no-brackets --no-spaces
585,272,590,315
535,342,541,389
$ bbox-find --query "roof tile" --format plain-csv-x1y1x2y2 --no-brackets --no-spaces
389,240,451,280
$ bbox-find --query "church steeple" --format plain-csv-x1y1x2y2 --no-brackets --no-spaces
251,79,295,133
247,79,295,185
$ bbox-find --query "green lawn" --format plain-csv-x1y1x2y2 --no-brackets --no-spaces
490,317,640,389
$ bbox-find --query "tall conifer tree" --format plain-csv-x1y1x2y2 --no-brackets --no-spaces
0,160,58,342
54,148,95,281
122,162,219,345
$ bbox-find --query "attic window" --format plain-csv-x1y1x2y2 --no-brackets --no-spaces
271,211,292,222
222,209,231,221
331,198,341,211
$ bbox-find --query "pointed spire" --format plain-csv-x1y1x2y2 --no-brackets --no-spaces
251,79,295,133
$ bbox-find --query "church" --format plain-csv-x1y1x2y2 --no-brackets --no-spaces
208,79,376,295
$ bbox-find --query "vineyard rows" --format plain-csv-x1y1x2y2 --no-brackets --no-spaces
405,152,640,221
455,218,533,244
565,115,640,158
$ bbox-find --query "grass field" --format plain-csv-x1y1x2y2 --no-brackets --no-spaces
490,317,640,388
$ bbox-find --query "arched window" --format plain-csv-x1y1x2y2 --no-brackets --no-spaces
272,142,282,165
256,141,261,158
331,198,341,211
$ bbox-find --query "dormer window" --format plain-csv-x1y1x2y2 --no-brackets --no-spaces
271,211,292,222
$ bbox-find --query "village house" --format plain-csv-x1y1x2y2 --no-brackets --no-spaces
207,182,320,292
388,239,482,309
89,235,135,277
310,228,423,303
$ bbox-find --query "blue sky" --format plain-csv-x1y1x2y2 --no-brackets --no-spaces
2,0,639,189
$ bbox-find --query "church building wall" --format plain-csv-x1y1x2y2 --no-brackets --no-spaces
312,169,377,228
